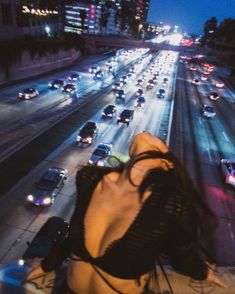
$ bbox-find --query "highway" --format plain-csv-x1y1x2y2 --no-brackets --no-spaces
0,47,234,273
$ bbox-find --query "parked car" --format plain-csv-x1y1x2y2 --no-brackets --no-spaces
208,92,220,101
88,143,112,166
201,105,216,118
101,104,117,119
220,159,235,187
117,109,134,126
19,88,39,100
63,84,76,93
26,167,68,206
48,79,65,89
77,121,98,145
19,216,69,264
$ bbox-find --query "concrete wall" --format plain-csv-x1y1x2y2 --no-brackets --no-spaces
0,48,81,86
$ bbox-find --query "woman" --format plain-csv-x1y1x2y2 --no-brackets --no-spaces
23,132,225,293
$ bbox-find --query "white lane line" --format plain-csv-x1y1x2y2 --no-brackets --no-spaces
222,131,230,142
207,147,213,163
198,117,202,125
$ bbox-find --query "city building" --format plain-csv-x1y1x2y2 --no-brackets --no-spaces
0,0,60,40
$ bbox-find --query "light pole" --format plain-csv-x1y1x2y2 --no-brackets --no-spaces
138,24,143,39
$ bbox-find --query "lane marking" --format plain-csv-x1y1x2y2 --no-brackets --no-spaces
222,131,229,142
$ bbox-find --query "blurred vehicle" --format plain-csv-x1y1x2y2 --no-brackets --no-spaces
48,79,65,89
77,121,98,145
220,159,235,187
89,66,100,74
203,70,210,75
111,56,117,62
147,79,154,89
152,77,158,84
192,78,200,85
136,79,143,86
158,88,165,98
135,96,145,108
88,143,112,166
201,105,216,118
163,77,168,83
19,217,69,264
117,109,134,126
208,92,220,101
116,89,126,102
19,88,39,100
215,81,224,88
68,73,80,81
27,167,68,206
201,75,208,81
120,75,128,84
112,82,123,91
94,70,104,79
63,84,76,93
127,73,133,80
101,104,117,119
129,67,135,73
189,66,197,71
136,88,144,97
107,65,113,72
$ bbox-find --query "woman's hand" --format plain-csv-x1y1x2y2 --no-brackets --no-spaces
21,258,49,285
206,263,227,288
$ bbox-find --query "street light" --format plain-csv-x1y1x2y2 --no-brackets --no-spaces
138,24,143,39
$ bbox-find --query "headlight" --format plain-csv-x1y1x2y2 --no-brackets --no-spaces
125,118,130,121
19,93,23,96
77,136,81,141
48,83,52,87
43,197,51,205
102,112,106,115
18,259,24,266
88,160,93,164
87,137,92,143
97,161,104,166
122,95,125,97
27,195,34,201
107,114,112,117
228,176,235,184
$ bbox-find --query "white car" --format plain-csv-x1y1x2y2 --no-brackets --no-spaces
201,75,208,81
221,159,235,187
19,88,39,100
202,105,216,118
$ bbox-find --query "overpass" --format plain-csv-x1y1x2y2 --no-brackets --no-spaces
81,35,234,61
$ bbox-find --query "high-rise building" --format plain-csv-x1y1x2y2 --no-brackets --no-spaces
136,0,149,22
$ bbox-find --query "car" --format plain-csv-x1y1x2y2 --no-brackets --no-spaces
201,105,216,118
192,78,200,85
19,88,39,100
94,70,104,79
136,88,144,97
215,81,224,88
107,65,113,72
120,75,128,84
68,73,80,81
201,75,208,81
135,96,145,108
89,66,100,73
77,121,98,145
220,159,235,187
136,79,143,86
208,92,220,101
19,216,69,264
112,82,123,91
101,104,117,119
116,89,126,102
127,73,133,80
26,167,68,206
189,66,197,71
129,67,135,73
163,77,168,83
63,83,76,93
158,88,165,98
146,79,154,89
152,77,158,84
203,70,210,75
88,143,112,166
117,109,134,126
48,79,65,89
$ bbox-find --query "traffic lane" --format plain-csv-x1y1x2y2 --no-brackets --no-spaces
0,71,174,263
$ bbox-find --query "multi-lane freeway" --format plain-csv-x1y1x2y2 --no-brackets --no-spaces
0,47,234,276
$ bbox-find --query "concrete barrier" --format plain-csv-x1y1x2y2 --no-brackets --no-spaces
0,48,81,86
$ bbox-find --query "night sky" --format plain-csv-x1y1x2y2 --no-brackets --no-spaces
147,0,235,35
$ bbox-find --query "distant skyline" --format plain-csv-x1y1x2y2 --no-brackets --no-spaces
147,0,235,35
